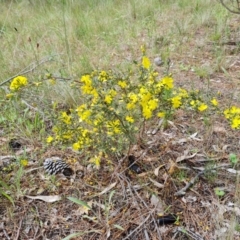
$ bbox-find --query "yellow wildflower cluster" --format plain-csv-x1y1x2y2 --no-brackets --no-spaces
89,152,103,169
190,100,208,112
224,106,240,129
169,88,189,109
46,49,238,157
47,55,185,154
20,159,28,167
142,56,151,69
9,76,28,91
60,111,72,125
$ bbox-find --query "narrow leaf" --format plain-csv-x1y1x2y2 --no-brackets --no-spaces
149,177,164,188
67,197,92,209
109,190,115,203
99,182,117,196
113,224,124,231
25,195,61,203
62,232,82,240
1,191,14,205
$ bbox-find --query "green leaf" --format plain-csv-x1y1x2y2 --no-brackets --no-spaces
67,197,92,209
62,232,82,240
0,190,14,205
108,190,115,203
113,224,124,230
229,153,238,164
62,230,102,240
0,180,11,189
214,188,225,197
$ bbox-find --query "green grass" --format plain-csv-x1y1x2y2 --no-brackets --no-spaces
0,0,231,81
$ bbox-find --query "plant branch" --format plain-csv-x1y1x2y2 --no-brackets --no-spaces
218,0,240,14
0,54,58,87
174,164,230,196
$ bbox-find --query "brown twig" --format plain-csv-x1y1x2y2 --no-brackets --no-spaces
174,171,204,197
122,214,151,240
218,0,240,14
0,222,11,240
174,164,230,197
132,184,162,240
21,99,43,113
176,227,204,240
14,218,23,240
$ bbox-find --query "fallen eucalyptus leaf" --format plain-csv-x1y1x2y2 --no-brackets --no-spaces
99,182,117,195
154,164,165,176
176,150,197,163
149,178,164,188
227,168,240,174
168,159,179,175
25,195,61,202
151,194,164,212
189,132,202,141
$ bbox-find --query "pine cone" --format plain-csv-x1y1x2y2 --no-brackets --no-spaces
43,157,73,176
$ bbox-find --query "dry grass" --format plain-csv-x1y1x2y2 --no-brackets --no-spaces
1,0,240,239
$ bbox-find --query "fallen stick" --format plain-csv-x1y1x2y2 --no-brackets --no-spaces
174,164,230,197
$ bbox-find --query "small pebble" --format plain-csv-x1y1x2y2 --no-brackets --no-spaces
154,57,163,66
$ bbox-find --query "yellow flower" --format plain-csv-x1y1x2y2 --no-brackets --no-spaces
81,74,92,85
34,82,42,86
76,105,92,122
118,80,127,88
107,120,121,134
46,136,54,143
198,103,208,112
62,132,73,140
80,110,91,122
141,45,146,54
142,106,152,119
67,158,77,164
89,155,101,169
126,116,134,123
20,159,28,167
223,109,230,119
190,100,196,106
230,106,240,115
49,79,56,85
6,93,14,99
73,142,81,151
128,93,138,103
99,71,108,82
139,88,151,103
171,96,182,108
81,84,93,95
231,117,240,129
104,95,113,104
60,112,71,124
148,99,158,110
161,76,174,89
142,56,151,69
179,88,188,98
126,102,136,110
109,89,117,97
157,112,165,118
211,98,218,106
10,76,28,91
